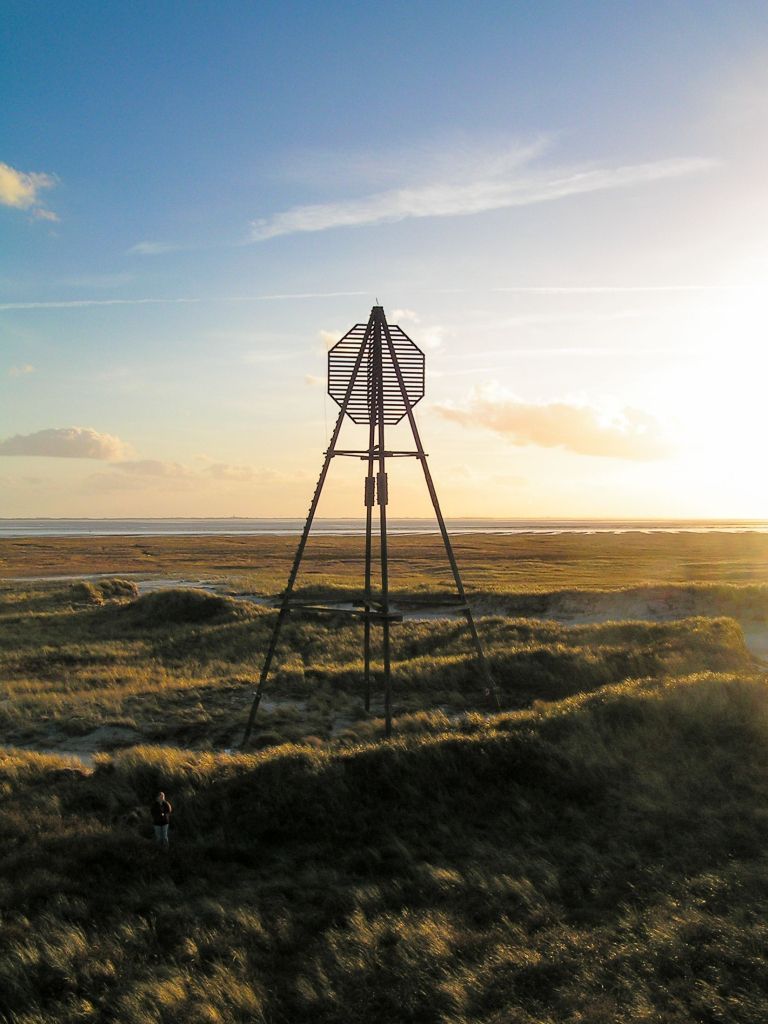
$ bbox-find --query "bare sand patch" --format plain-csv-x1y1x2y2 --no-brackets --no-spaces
16,725,144,765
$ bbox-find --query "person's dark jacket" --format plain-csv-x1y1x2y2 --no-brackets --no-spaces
152,800,172,826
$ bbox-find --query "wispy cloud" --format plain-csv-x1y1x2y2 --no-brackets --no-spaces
90,457,302,492
251,290,369,301
319,307,446,353
242,349,301,365
492,284,755,294
114,456,293,483
0,298,202,312
0,427,133,460
435,386,672,461
113,459,189,478
0,161,58,220
7,364,36,377
202,462,268,482
445,347,687,361
0,291,369,313
390,309,445,350
250,152,716,241
319,329,341,351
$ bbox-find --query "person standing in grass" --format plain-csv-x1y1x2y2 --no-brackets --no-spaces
152,791,172,849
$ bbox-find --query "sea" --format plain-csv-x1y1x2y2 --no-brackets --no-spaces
2,518,768,538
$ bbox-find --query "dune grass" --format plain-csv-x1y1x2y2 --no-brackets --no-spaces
2,671,768,1021
0,581,755,751
2,537,768,1019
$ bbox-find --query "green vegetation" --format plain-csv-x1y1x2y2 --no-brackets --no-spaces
2,671,768,1022
0,581,755,752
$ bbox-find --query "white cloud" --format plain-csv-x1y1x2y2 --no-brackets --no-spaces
391,308,420,323
0,427,133,460
250,152,716,241
412,323,444,351
8,364,36,377
304,373,323,387
390,309,444,350
319,329,341,351
0,162,58,220
435,386,672,461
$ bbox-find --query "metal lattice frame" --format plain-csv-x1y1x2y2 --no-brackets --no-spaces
242,305,497,746
328,321,424,424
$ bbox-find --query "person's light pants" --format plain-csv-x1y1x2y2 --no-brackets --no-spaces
154,824,169,847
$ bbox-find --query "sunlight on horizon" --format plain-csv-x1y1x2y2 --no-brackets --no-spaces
3,4,768,519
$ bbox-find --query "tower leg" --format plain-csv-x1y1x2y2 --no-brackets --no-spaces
363,607,372,712
241,320,374,748
418,452,499,711
373,310,393,738
241,437,337,748
381,320,500,712
363,415,376,713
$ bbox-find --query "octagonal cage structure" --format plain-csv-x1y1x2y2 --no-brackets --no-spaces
327,318,425,425
242,304,498,749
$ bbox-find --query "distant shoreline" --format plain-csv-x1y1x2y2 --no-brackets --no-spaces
2,518,767,538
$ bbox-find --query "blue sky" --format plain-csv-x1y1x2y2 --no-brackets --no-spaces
2,1,767,517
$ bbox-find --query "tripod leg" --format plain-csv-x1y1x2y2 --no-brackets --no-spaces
381,321,500,712
242,605,288,746
241,445,336,748
373,310,393,738
382,617,392,737
363,415,376,712
241,320,374,748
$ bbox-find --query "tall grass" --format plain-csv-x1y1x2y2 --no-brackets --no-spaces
3,542,768,1018
0,583,755,750
2,671,768,1021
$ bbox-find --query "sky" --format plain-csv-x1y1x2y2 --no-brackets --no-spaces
2,0,768,519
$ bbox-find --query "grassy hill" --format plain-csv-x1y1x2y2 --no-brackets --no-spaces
0,581,756,750
2,670,768,1022
2,555,768,1021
